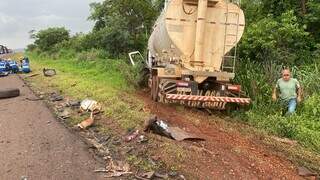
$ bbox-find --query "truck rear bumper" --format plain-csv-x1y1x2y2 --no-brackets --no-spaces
166,94,251,104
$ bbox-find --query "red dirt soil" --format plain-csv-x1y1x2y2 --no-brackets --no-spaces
137,91,302,179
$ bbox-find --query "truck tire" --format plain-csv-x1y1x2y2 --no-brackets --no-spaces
0,88,20,99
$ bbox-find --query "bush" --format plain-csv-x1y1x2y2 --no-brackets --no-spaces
239,10,313,66
33,27,70,52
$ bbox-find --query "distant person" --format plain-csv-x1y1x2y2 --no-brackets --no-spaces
272,68,302,115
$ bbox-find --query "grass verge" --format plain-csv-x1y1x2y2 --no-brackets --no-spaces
27,52,147,130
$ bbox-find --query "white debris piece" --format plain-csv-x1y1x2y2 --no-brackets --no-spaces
80,99,101,112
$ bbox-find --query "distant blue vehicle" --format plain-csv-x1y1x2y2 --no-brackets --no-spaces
8,60,19,73
0,61,6,72
0,61,10,72
21,62,31,73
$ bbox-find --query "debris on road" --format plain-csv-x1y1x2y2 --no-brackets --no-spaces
135,171,155,179
154,172,169,179
43,68,56,77
67,100,81,107
58,108,71,119
25,97,43,101
80,99,102,113
137,135,148,143
124,130,140,142
298,166,318,178
49,92,64,102
27,73,40,78
144,116,205,141
77,112,94,129
135,171,169,180
95,156,132,178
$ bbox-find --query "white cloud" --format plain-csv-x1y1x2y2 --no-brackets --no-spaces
0,12,16,24
0,0,102,49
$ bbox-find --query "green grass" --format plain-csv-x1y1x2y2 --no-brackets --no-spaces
234,60,320,153
27,52,147,130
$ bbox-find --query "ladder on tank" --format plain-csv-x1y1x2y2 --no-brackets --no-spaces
221,0,241,73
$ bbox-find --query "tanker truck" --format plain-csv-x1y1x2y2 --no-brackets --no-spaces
134,0,251,109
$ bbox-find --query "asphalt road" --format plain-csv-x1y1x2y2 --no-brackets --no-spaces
0,75,105,180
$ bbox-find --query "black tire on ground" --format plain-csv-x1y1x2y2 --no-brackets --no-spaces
0,88,20,99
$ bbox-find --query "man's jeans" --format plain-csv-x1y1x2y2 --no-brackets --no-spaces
282,98,297,116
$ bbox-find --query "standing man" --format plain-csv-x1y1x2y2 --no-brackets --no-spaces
272,68,302,115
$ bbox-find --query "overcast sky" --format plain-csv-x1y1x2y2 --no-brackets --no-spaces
0,0,102,49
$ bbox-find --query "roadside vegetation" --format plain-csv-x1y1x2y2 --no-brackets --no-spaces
27,51,147,130
26,0,319,160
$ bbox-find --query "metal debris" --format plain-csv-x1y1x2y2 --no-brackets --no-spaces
137,135,148,143
27,73,40,78
49,93,63,102
43,68,56,77
80,99,102,113
95,157,132,178
168,171,178,177
135,171,155,180
154,172,169,179
124,130,140,142
58,108,71,119
144,116,205,141
298,166,318,178
67,100,81,107
25,97,43,101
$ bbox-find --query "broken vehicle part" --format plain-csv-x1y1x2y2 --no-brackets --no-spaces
80,99,102,113
49,93,63,102
58,109,71,119
128,51,145,66
43,68,56,77
77,112,94,129
96,157,132,178
144,116,205,141
298,166,318,178
124,130,140,142
135,171,155,179
67,100,80,107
